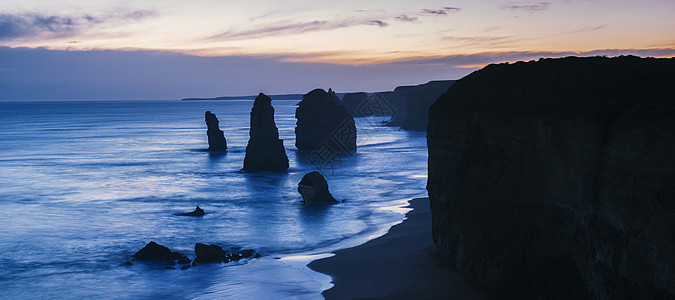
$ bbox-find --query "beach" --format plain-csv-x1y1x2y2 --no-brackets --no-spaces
308,197,488,299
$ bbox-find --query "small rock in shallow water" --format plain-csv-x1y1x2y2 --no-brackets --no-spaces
177,256,191,265
181,265,191,270
179,206,205,217
133,241,184,261
123,261,133,266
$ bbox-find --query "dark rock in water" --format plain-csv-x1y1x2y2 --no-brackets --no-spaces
205,111,227,151
133,241,184,261
194,243,261,263
123,261,133,266
179,206,205,217
427,56,675,299
295,88,357,152
194,243,227,263
181,265,191,270
243,93,289,171
298,171,337,204
340,92,369,117
177,256,191,265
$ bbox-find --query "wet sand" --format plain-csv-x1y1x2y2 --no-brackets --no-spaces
308,197,488,299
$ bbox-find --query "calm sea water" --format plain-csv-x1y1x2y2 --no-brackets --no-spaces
0,100,428,299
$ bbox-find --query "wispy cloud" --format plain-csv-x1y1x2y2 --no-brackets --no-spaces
394,15,418,22
500,2,551,13
0,10,156,41
419,7,462,16
207,18,388,40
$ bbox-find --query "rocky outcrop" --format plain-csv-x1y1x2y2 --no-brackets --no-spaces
133,241,186,261
194,243,260,263
205,111,227,151
340,92,369,117
427,56,675,298
295,89,357,152
298,171,338,204
243,93,289,171
178,206,204,217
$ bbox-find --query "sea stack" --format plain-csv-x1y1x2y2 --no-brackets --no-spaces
298,171,337,204
295,88,357,152
243,93,289,171
427,56,675,298
205,111,227,151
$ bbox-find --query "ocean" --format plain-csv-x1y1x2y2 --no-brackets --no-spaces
0,100,428,299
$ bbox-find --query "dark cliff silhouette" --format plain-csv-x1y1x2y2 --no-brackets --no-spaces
243,93,289,171
427,56,675,299
295,88,357,152
205,111,227,151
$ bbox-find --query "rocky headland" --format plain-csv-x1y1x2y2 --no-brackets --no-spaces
427,56,675,298
205,111,227,151
295,88,357,152
243,93,289,171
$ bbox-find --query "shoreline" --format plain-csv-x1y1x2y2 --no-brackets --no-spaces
308,197,488,299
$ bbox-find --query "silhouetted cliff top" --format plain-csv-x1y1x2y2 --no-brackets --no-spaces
431,56,675,121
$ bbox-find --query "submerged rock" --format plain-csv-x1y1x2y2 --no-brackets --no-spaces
133,241,184,261
427,56,675,298
295,88,356,152
298,171,337,204
178,206,205,217
243,93,289,171
205,111,227,151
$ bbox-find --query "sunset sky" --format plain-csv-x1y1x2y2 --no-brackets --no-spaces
1,0,674,100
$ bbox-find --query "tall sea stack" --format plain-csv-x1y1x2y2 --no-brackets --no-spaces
205,111,227,151
427,56,675,298
295,88,357,152
243,93,289,171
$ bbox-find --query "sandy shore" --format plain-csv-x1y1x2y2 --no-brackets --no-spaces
308,197,488,299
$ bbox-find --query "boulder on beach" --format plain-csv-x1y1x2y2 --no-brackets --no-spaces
178,206,205,217
295,88,357,152
133,241,185,261
205,111,227,151
298,171,338,204
243,93,289,171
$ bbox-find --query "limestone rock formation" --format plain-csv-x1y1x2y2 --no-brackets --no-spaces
384,80,454,130
295,89,357,152
133,241,185,261
243,93,289,171
205,111,227,151
427,56,675,298
340,92,369,117
298,171,337,204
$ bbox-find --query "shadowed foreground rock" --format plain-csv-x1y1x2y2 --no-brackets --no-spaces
298,171,337,204
205,111,227,151
243,93,289,171
427,56,675,299
295,88,356,152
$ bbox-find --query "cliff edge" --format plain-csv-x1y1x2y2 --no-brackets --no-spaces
427,56,675,299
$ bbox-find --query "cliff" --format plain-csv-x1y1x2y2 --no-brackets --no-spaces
387,80,454,130
340,92,370,117
295,88,357,152
243,93,289,171
427,56,675,299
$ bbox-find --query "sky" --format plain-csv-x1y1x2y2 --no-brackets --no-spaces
1,0,674,100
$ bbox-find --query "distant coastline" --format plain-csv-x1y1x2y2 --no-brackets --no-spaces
182,93,348,101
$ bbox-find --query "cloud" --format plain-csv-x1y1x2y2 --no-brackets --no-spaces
419,7,462,16
394,15,418,22
0,10,156,41
500,2,551,13
208,18,389,40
